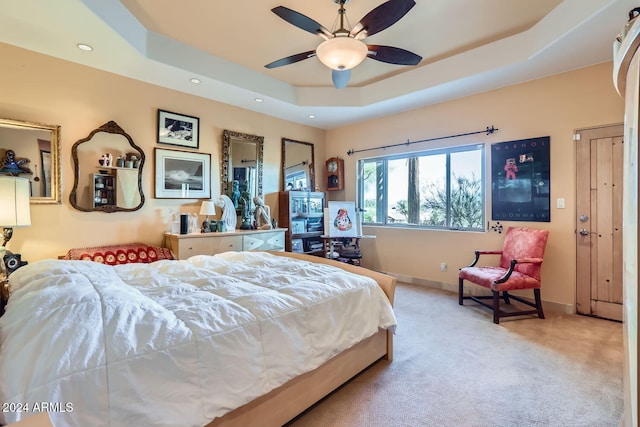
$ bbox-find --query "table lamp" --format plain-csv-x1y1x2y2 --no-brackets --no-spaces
0,176,31,276
199,200,216,233
0,176,31,247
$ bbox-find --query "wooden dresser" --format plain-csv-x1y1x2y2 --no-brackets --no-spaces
163,228,286,260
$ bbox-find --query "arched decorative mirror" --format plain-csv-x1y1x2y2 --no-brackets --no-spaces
70,121,145,212
0,118,61,204
282,138,315,191
221,130,264,226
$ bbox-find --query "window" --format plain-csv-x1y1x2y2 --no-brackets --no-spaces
358,144,485,231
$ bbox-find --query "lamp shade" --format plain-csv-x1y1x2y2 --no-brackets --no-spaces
0,176,31,227
316,36,368,71
199,201,216,216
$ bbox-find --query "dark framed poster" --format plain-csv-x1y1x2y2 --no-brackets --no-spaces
491,136,550,222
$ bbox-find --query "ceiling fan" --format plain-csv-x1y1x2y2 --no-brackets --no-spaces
265,0,422,89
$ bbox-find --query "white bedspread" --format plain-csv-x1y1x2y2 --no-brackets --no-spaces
0,251,396,427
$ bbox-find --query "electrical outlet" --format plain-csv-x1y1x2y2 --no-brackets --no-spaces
440,262,447,272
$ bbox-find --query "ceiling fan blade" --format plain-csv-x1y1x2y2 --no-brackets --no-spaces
332,69,351,89
351,0,416,38
366,45,422,65
271,6,331,37
265,51,316,69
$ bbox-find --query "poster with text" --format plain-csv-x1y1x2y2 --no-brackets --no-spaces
491,136,550,222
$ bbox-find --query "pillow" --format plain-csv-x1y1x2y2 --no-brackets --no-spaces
63,243,174,265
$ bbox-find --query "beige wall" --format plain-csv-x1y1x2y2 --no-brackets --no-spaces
0,41,625,311
326,62,625,310
0,42,325,260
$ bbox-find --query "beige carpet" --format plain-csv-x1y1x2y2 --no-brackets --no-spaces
286,283,624,427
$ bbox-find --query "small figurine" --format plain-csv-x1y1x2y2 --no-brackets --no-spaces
215,194,237,231
253,196,272,230
238,181,253,230
229,179,241,208
0,150,32,176
99,153,113,167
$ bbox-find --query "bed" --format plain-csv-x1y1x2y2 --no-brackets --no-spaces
0,247,396,427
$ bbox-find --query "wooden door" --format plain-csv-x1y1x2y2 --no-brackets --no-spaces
575,124,624,321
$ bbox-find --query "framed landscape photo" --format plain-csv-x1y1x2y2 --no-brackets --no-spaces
157,109,199,149
155,148,210,199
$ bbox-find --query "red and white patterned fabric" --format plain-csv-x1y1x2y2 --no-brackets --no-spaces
63,243,174,265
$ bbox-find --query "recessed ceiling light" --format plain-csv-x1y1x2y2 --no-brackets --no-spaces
255,98,264,103
77,43,93,52
308,114,316,119
189,78,201,84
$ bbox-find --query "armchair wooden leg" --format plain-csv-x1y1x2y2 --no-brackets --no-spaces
492,291,500,324
534,288,545,319
458,278,464,305
502,291,511,304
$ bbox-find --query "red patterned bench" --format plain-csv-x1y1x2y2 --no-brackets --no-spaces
63,243,174,265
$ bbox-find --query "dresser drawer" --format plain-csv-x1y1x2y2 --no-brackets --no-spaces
175,236,241,259
165,230,286,259
242,231,285,251
210,236,242,253
177,238,212,259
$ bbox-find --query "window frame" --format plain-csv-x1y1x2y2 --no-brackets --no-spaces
357,143,486,231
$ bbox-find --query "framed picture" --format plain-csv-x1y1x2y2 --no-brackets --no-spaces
155,148,210,199
326,201,359,237
491,136,550,222
157,109,199,149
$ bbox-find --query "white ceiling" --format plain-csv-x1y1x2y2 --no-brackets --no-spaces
0,0,635,129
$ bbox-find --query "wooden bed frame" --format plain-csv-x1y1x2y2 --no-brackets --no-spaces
1,250,395,427
206,252,397,427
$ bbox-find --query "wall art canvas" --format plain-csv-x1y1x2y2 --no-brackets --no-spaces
491,136,550,222
155,148,210,199
326,201,359,237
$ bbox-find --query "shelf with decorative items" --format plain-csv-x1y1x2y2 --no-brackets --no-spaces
92,162,141,210
92,172,116,209
278,191,326,256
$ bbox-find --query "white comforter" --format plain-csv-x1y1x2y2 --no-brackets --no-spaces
0,251,396,427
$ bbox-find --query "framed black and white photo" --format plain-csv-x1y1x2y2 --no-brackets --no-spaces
154,148,210,199
157,109,199,149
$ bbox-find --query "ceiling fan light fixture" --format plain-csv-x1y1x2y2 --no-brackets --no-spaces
316,36,367,71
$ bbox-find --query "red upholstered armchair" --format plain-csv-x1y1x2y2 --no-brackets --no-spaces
458,227,549,324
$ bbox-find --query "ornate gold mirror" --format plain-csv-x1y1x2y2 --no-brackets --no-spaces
70,121,145,212
282,138,315,191
0,118,61,204
221,130,264,226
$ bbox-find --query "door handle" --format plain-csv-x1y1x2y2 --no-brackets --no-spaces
579,229,595,236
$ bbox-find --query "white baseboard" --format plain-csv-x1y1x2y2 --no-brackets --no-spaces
386,272,575,315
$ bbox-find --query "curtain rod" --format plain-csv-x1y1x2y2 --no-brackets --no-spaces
285,161,308,170
346,125,498,156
